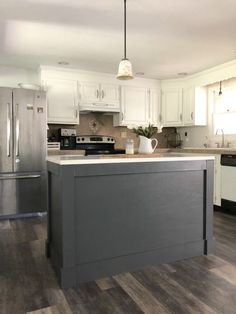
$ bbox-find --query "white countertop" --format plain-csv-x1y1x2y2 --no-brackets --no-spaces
174,147,236,154
47,153,215,165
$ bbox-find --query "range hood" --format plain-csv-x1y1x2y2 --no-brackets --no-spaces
79,103,120,114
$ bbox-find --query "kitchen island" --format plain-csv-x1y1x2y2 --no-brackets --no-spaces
46,153,215,288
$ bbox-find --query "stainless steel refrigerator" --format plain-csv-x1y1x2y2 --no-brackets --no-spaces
0,87,47,218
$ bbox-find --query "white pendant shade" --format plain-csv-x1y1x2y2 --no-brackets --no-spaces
117,58,133,80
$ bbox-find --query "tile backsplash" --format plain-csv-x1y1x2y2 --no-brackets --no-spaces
48,113,174,149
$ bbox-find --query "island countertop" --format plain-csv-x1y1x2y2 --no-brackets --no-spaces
47,152,214,165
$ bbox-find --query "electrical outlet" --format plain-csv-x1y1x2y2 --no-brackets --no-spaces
121,131,127,139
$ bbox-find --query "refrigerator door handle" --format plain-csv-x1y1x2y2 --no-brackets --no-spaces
15,103,20,157
7,102,11,157
0,174,41,180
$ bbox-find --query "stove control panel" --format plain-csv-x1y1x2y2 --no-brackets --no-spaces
76,136,115,144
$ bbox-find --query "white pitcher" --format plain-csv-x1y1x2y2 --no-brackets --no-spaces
138,135,158,154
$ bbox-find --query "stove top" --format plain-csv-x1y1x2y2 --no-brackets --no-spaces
76,135,125,155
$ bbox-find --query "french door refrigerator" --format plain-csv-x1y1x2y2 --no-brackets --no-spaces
0,87,47,218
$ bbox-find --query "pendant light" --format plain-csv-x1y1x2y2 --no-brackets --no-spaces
117,0,133,80
219,81,222,96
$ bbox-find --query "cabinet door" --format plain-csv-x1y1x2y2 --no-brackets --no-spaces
149,89,160,126
121,86,149,126
100,84,120,108
162,88,183,127
79,82,100,104
45,78,79,124
183,87,195,125
214,155,221,206
183,87,207,126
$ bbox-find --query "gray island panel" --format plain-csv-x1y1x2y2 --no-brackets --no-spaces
47,158,215,288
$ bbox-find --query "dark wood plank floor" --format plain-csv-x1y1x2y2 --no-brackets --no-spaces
1,211,236,314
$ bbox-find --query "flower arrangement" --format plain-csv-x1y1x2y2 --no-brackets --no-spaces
132,124,157,139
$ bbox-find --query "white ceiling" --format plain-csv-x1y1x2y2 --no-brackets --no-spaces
0,0,236,79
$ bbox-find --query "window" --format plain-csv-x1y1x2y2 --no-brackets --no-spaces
213,88,236,134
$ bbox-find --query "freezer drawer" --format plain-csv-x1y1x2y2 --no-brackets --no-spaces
0,173,47,217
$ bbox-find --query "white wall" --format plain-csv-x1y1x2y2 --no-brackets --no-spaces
0,65,38,88
178,78,236,148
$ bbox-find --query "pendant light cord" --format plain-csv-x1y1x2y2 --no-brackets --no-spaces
124,0,127,59
219,81,222,95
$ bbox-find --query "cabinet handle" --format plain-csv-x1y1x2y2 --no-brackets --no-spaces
75,109,78,118
180,113,183,121
159,114,162,122
96,90,99,98
191,112,194,120
102,90,105,98
15,103,20,157
121,112,124,121
7,102,11,157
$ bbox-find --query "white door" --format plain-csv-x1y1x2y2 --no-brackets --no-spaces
221,166,236,202
149,89,160,126
45,78,79,124
79,82,100,104
183,87,195,126
162,88,183,127
100,84,120,108
121,86,149,126
214,155,221,206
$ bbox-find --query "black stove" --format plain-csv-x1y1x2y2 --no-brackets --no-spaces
76,135,125,156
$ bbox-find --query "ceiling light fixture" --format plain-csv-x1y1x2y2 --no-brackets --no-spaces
219,81,222,96
117,0,133,80
178,72,188,76
58,61,69,65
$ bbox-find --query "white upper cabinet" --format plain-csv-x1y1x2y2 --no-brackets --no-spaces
44,78,79,124
161,88,183,127
113,86,149,126
183,87,207,126
149,89,161,126
79,82,120,112
79,82,100,104
101,84,120,106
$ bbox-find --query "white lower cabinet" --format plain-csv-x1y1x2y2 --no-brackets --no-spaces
161,88,183,127
44,78,79,124
214,155,221,206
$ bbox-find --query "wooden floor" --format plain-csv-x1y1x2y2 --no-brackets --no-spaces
1,211,236,314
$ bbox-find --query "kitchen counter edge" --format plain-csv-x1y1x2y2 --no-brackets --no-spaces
46,153,215,165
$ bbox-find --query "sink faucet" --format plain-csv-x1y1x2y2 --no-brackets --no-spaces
215,128,225,148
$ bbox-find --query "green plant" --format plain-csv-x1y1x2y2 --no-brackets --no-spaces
132,124,157,138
